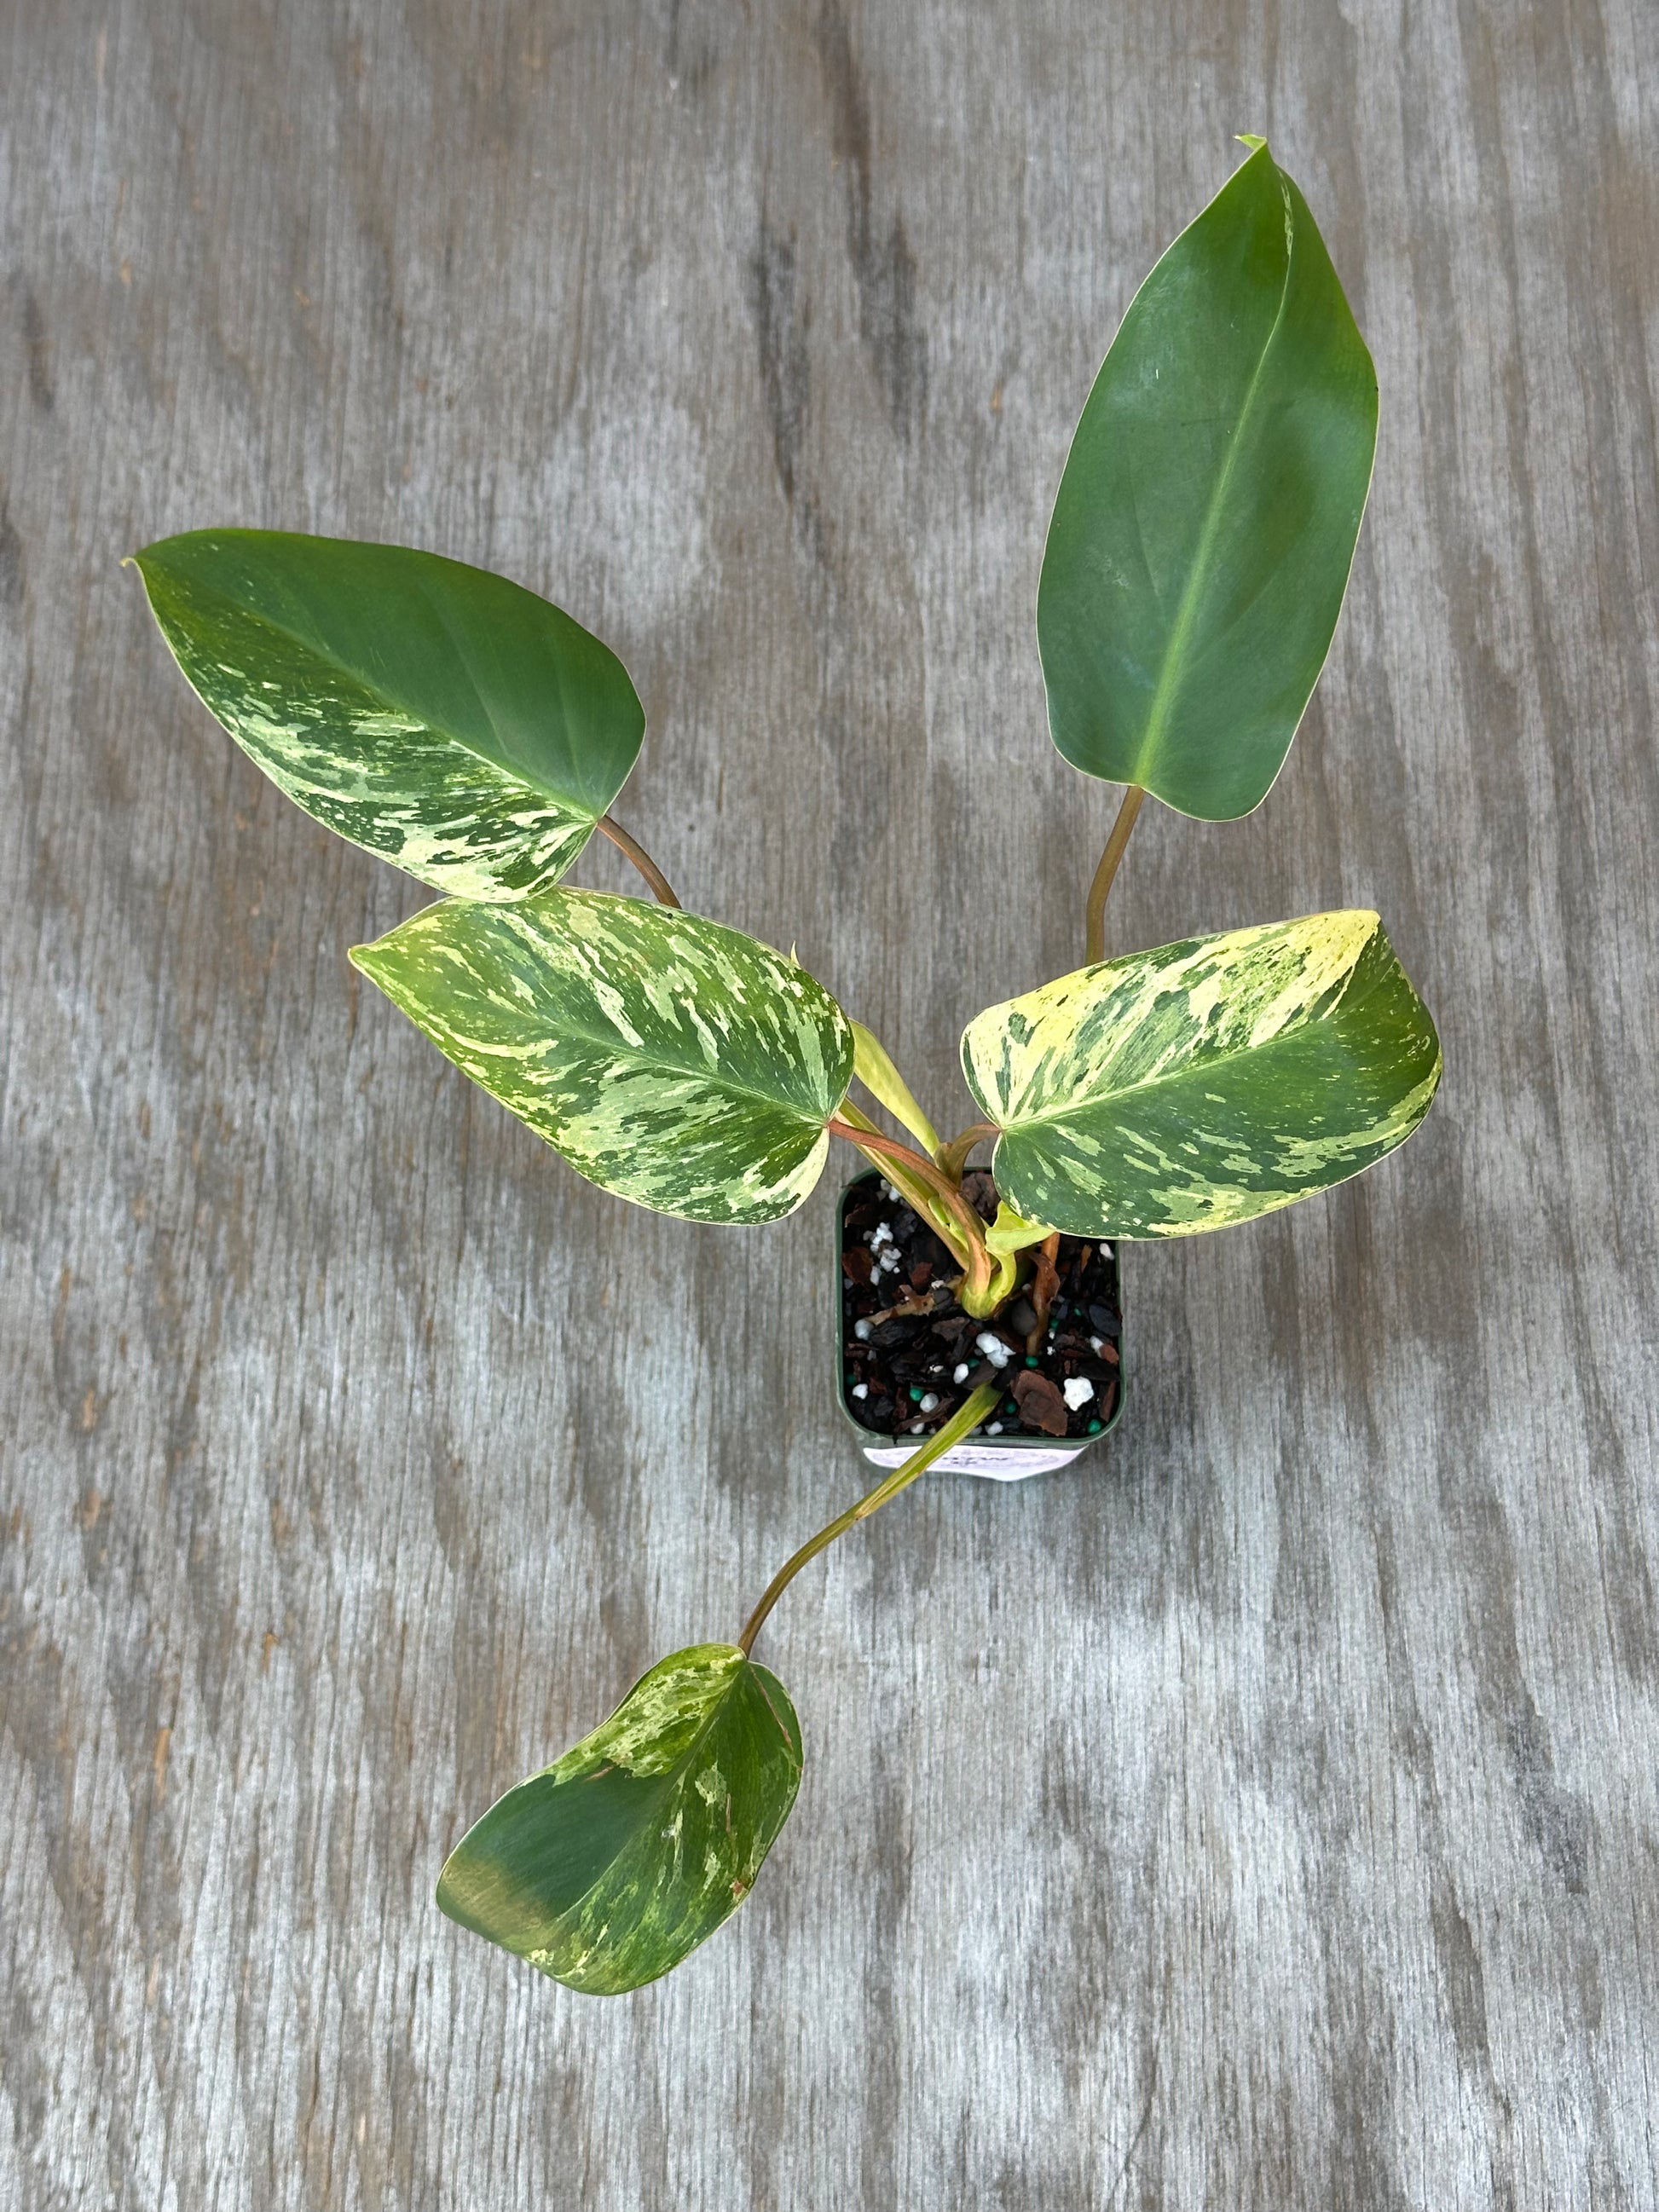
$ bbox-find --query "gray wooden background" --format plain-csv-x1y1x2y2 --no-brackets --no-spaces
3,1,1656,2205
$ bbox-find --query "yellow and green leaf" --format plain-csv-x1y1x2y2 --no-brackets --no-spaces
131,529,645,899
1038,140,1378,820
350,890,853,1224
850,1020,941,1157
984,1201,1057,1256
437,1644,803,1995
961,910,1440,1237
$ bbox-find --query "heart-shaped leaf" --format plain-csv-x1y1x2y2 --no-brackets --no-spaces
131,529,645,898
1038,141,1377,820
437,1644,803,1995
962,910,1440,1237
350,890,853,1222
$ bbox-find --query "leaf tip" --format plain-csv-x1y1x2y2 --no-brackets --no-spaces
1235,131,1269,153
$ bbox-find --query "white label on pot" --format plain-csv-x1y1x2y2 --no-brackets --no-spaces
859,1443,1086,1481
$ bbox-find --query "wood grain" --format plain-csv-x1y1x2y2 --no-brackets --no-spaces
3,1,1656,2204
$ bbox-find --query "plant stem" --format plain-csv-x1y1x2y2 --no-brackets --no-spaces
937,1120,998,1184
738,1383,1002,1657
827,1114,998,1311
597,814,681,908
833,1106,961,1271
831,1102,962,1246
1084,784,1145,965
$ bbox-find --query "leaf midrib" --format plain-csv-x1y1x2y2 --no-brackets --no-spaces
1130,167,1296,778
990,933,1394,1137
370,898,850,1127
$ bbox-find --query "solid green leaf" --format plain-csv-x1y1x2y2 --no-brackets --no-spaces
131,528,645,898
437,1644,803,1995
1038,141,1378,820
961,910,1440,1237
350,890,853,1223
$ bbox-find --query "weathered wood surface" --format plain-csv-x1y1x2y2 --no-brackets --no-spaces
3,1,1656,2203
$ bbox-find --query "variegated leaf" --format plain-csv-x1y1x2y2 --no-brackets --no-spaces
437,1644,803,1995
350,890,853,1223
962,910,1440,1237
131,529,645,899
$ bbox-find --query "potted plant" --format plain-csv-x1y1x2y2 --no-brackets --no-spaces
131,138,1439,1995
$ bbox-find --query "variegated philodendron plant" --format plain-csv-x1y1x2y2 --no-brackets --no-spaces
134,140,1440,1995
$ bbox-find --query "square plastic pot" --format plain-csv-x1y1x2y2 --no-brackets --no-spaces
834,1170,1125,1482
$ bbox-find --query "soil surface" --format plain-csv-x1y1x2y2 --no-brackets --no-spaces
840,1170,1122,1442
